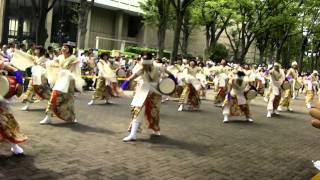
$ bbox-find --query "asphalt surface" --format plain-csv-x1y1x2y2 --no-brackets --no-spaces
0,90,319,180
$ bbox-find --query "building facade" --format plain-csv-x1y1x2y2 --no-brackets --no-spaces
0,0,256,60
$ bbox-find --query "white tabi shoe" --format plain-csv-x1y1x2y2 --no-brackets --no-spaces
277,106,283,112
264,97,269,102
153,131,161,136
73,119,78,123
40,115,52,124
105,99,113,104
88,100,95,105
223,115,229,123
123,121,140,142
267,111,272,118
247,118,254,123
21,102,30,111
11,144,24,155
288,107,294,112
274,110,280,115
307,103,312,109
178,105,183,112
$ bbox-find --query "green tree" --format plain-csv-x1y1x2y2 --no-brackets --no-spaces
180,7,197,57
209,43,229,62
225,0,258,63
31,0,58,45
170,0,195,63
139,0,173,58
76,0,95,49
192,0,232,58
296,0,320,71
268,2,299,63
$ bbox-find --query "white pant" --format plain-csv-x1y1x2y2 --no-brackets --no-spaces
134,106,145,123
267,94,277,111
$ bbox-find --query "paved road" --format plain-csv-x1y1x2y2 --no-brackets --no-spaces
0,91,319,180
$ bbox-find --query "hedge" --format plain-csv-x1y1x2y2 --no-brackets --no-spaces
125,46,171,58
97,49,137,57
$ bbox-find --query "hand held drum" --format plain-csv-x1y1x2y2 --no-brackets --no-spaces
0,76,18,99
158,78,176,95
282,80,291,90
245,86,258,100
117,68,127,78
294,81,302,90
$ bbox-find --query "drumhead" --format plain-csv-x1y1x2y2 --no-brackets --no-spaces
117,69,126,77
158,78,176,95
246,89,257,100
0,76,9,98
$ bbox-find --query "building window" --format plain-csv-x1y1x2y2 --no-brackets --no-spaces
9,18,18,37
127,16,142,38
23,20,30,36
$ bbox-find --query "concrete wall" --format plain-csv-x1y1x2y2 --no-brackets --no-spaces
88,7,116,49
84,6,209,56
85,6,257,60
142,25,207,56
87,7,141,50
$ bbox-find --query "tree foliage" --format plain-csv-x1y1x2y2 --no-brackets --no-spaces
139,0,174,58
192,0,232,57
138,0,320,70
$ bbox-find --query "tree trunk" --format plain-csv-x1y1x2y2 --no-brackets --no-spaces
315,43,320,70
297,37,307,72
233,49,239,63
275,46,281,63
257,35,269,65
281,44,290,69
204,25,211,57
311,49,314,71
181,28,190,57
258,47,265,65
316,52,319,70
35,1,49,46
239,51,247,64
77,0,92,49
156,0,171,58
157,24,166,58
205,25,210,51
171,10,184,64
206,26,218,59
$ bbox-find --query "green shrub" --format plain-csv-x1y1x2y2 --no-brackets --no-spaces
208,43,229,62
125,46,157,54
125,46,171,58
98,49,112,54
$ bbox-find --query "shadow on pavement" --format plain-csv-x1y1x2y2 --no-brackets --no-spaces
139,135,213,156
93,103,120,106
50,123,115,135
24,108,46,112
226,120,257,124
0,154,60,179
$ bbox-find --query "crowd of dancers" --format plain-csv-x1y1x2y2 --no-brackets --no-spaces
0,42,319,155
